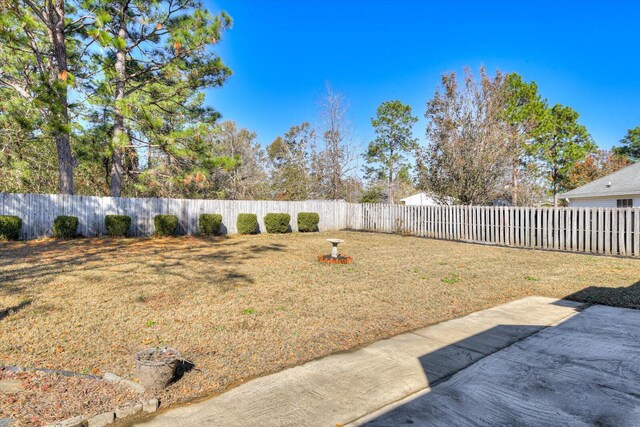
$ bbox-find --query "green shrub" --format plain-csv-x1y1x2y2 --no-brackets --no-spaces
199,214,223,236
264,213,291,233
0,215,22,240
297,212,320,232
105,215,131,237
237,213,258,234
154,215,179,237
53,215,78,238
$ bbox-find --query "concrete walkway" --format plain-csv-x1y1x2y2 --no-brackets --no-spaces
136,297,583,427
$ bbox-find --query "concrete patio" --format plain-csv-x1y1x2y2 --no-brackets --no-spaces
358,304,640,426
133,297,640,426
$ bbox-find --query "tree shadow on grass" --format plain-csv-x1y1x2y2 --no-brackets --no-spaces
0,299,31,321
0,236,288,298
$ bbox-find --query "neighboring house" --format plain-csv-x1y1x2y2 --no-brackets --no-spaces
400,192,440,206
560,162,640,207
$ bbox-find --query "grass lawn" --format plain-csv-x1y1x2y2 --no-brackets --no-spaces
1,231,639,423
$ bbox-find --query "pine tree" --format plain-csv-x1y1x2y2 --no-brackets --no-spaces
364,100,417,204
532,105,595,206
0,0,88,194
85,0,232,196
613,127,640,161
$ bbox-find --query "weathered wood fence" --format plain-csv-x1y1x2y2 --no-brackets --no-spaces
348,203,640,257
0,193,348,239
2,193,639,257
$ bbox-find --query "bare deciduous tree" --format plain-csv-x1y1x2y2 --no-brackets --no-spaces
420,67,514,205
310,84,359,200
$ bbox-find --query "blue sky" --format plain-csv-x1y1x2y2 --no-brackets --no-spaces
204,0,640,152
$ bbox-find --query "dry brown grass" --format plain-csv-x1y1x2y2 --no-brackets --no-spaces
1,231,639,423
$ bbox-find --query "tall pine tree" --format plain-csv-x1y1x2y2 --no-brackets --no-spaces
532,105,595,206
364,100,417,204
0,0,89,194
85,0,232,196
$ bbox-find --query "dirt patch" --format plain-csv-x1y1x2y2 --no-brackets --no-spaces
0,231,639,425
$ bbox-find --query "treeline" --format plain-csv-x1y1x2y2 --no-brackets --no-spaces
1,3,638,206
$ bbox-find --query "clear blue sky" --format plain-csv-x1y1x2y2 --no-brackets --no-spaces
204,0,640,152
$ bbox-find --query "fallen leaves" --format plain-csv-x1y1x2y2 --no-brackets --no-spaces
0,369,137,426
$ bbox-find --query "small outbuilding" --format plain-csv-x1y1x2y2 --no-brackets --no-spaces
400,192,439,206
560,162,640,207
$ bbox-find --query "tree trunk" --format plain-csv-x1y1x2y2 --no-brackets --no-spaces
49,0,74,194
553,182,558,207
110,21,127,197
55,133,74,194
512,165,519,206
388,154,394,204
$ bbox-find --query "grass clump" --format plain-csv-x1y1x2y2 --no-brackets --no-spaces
264,213,291,233
53,215,78,239
154,215,179,237
199,214,223,236
297,212,319,232
0,215,22,240
441,273,460,284
105,215,131,237
237,213,258,235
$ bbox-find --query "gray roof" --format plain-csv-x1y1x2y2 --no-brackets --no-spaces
560,161,640,199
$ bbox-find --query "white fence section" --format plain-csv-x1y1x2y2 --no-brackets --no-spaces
0,193,348,239
347,203,640,257
2,193,639,258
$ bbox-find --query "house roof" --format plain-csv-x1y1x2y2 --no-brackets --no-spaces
560,161,640,199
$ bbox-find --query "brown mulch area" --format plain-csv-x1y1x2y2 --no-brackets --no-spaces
1,231,639,425
0,368,137,426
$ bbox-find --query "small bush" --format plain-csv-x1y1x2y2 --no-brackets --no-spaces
105,215,131,237
53,215,78,238
264,213,291,233
0,215,22,240
154,215,179,237
297,212,320,232
237,213,258,234
199,214,223,236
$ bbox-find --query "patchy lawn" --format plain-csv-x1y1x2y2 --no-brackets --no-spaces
1,231,639,424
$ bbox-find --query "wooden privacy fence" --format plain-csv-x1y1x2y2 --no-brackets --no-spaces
0,193,348,239
2,193,639,258
348,203,640,258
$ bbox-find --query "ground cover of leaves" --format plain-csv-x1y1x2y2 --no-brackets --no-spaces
1,231,638,425
0,368,137,426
